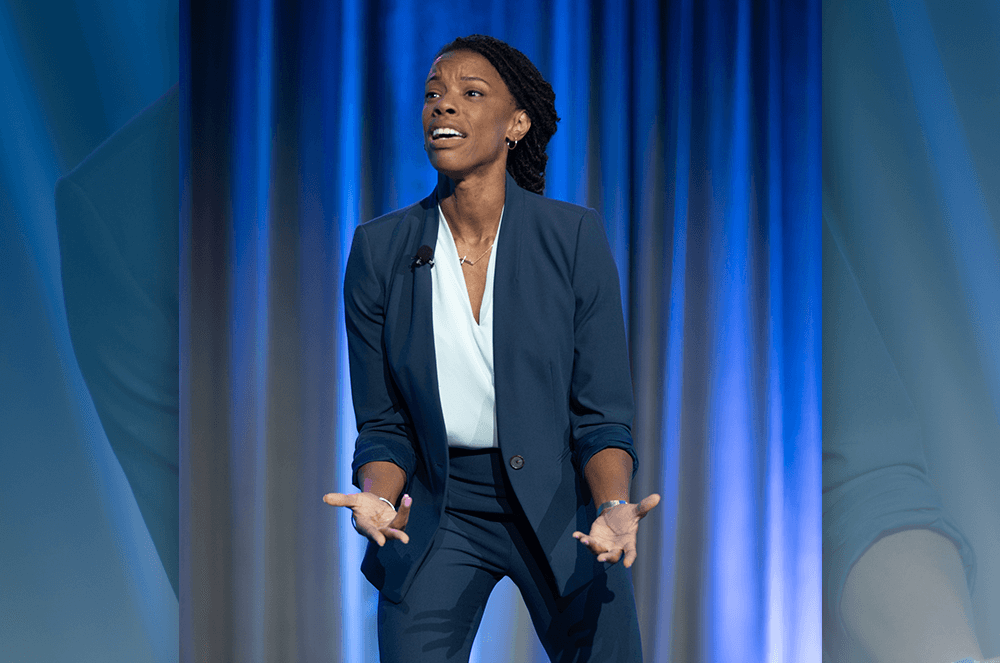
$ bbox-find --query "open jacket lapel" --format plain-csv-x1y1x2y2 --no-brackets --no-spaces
405,173,525,485
401,190,449,493
492,173,525,454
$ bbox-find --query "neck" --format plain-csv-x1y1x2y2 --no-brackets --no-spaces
437,169,506,244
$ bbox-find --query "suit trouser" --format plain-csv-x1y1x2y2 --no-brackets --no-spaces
377,448,642,663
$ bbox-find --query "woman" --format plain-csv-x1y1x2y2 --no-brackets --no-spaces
324,35,658,662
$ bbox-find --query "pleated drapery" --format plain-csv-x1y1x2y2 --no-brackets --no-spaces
183,1,820,661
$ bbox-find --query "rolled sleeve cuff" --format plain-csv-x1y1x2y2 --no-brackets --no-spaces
351,436,416,490
573,425,638,479
823,465,976,648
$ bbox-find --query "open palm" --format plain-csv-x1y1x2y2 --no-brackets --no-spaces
572,494,660,568
323,491,412,546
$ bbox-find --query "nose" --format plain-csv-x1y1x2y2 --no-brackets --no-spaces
432,94,457,115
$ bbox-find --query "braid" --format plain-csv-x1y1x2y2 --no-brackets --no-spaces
436,35,559,195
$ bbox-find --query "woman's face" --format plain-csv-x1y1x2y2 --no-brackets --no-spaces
422,50,529,180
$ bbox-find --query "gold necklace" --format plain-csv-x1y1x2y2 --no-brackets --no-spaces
458,242,493,267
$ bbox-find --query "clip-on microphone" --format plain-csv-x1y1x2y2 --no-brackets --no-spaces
412,245,434,269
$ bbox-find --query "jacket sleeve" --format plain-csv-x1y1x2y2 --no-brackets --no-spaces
344,224,417,488
822,217,974,646
569,209,638,476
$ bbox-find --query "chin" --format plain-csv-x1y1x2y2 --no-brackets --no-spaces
428,152,503,182
428,154,470,179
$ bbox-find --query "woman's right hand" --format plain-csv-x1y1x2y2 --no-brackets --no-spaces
322,492,412,546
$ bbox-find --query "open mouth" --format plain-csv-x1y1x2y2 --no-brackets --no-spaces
431,127,467,141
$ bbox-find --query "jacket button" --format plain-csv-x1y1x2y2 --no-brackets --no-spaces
509,455,524,470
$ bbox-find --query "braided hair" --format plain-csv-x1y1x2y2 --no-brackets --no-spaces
436,35,559,195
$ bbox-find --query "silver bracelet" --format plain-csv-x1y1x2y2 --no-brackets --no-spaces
351,496,397,533
596,500,629,517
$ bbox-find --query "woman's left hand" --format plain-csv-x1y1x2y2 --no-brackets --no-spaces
572,494,660,568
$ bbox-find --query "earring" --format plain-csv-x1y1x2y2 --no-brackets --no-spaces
506,138,518,150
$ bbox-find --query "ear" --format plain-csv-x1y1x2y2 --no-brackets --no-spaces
508,109,531,143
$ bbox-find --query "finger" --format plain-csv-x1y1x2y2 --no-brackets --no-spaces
353,517,387,546
322,492,356,507
382,527,410,545
635,493,661,518
389,494,412,531
572,532,595,550
572,532,605,557
362,527,385,548
623,544,637,568
597,548,622,564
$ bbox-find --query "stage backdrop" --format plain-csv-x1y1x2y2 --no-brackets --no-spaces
183,0,820,661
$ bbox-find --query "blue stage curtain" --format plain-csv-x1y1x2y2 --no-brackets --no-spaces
183,0,820,661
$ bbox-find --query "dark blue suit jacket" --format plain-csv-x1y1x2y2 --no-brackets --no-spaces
344,172,637,603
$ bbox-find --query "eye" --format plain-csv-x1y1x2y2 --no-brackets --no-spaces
424,91,439,100
466,89,483,97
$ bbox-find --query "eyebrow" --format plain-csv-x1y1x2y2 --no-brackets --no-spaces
425,74,492,86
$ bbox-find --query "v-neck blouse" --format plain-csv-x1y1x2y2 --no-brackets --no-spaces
432,205,503,449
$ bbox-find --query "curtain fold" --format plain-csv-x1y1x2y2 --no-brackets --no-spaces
183,1,820,660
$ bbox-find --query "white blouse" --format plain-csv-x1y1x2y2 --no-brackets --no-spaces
432,205,503,449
